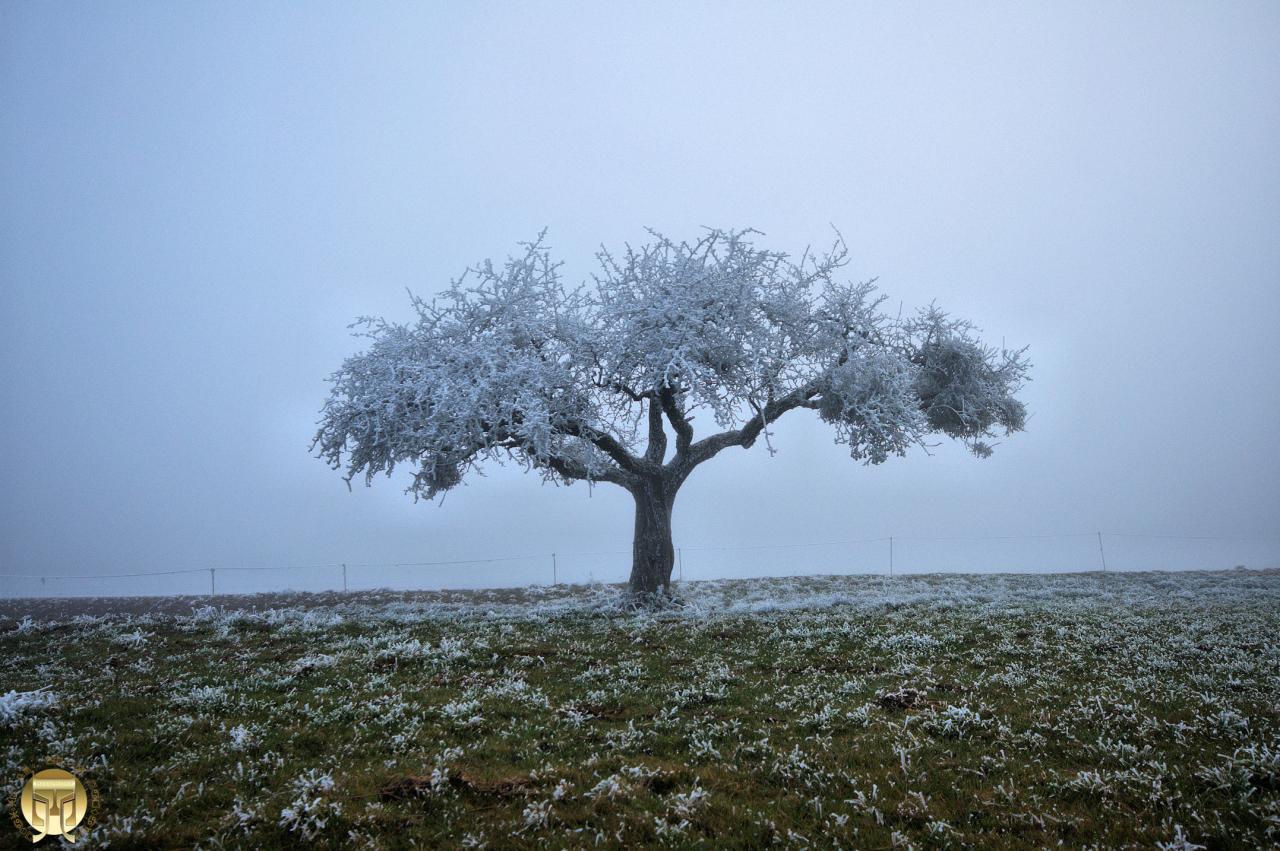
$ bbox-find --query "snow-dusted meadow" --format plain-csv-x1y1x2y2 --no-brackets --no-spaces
2,570,1277,848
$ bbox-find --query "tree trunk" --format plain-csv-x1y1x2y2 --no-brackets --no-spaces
629,479,675,594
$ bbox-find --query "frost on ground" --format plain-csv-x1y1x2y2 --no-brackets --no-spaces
0,569,1277,849
0,687,57,728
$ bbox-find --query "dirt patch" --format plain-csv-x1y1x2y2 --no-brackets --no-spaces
379,775,437,802
642,772,678,794
450,769,531,796
877,687,927,710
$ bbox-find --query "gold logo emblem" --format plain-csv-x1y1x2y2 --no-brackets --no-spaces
17,768,89,844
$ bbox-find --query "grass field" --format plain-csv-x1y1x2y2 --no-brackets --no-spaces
1,570,1278,849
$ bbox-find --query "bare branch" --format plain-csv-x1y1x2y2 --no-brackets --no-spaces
683,381,821,470
538,453,629,487
658,387,694,457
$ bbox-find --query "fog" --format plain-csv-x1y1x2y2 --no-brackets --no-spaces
3,2,1278,597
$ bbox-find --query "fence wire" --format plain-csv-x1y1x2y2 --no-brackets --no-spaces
2,531,1277,598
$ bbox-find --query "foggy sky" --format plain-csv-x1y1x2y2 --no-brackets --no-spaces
3,2,1278,596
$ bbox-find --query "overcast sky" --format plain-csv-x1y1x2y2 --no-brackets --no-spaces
3,2,1278,596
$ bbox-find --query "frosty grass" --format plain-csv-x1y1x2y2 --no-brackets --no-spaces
1,569,1277,848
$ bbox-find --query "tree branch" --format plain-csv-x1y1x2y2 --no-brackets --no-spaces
539,453,629,487
495,436,630,487
560,422,646,474
644,399,667,463
683,381,822,470
658,387,694,457
587,349,651,401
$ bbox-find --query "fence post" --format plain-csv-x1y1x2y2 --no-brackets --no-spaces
1100,527,1111,588
889,536,894,578
209,568,216,596
678,547,684,583
552,552,557,586
342,563,348,593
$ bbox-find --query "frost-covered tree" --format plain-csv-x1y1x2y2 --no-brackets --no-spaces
314,229,1030,594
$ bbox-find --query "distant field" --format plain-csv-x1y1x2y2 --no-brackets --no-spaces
1,571,1277,849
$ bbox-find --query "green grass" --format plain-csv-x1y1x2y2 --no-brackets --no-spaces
1,571,1278,848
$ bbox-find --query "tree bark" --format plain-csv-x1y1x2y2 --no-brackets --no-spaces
629,478,675,594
